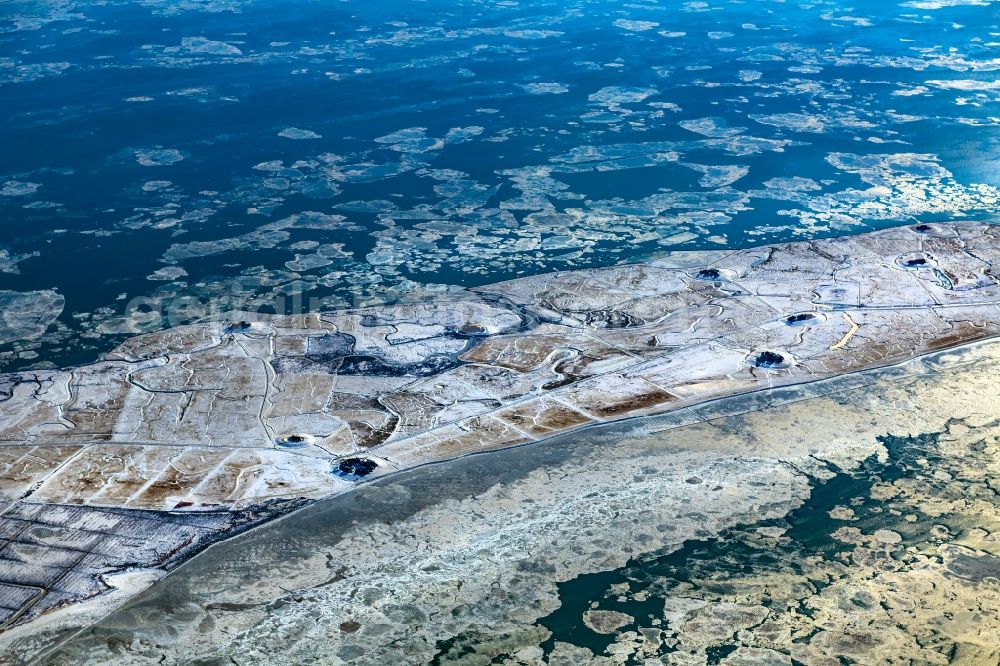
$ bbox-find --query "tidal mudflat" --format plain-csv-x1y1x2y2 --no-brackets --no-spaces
0,223,999,663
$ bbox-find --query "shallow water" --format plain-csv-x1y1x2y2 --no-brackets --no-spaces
534,434,911,660
424,425,999,664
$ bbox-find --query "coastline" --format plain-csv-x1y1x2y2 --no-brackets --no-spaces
32,336,1000,664
1,222,1000,661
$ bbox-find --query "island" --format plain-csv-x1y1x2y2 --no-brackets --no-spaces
1,221,999,663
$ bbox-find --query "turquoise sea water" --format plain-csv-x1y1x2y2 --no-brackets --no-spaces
1,0,999,370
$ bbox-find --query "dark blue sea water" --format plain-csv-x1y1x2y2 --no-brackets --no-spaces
1,0,998,370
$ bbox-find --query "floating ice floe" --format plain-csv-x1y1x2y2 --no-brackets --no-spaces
678,117,744,138
518,82,569,95
141,180,173,192
179,36,243,56
750,112,828,133
0,289,63,343
375,127,443,153
134,147,185,166
0,249,38,274
0,180,40,196
588,86,658,106
613,19,659,32
0,61,70,84
683,163,751,188
502,29,562,40
278,127,322,140
147,266,189,281
926,79,1000,91
444,126,484,143
903,0,992,8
